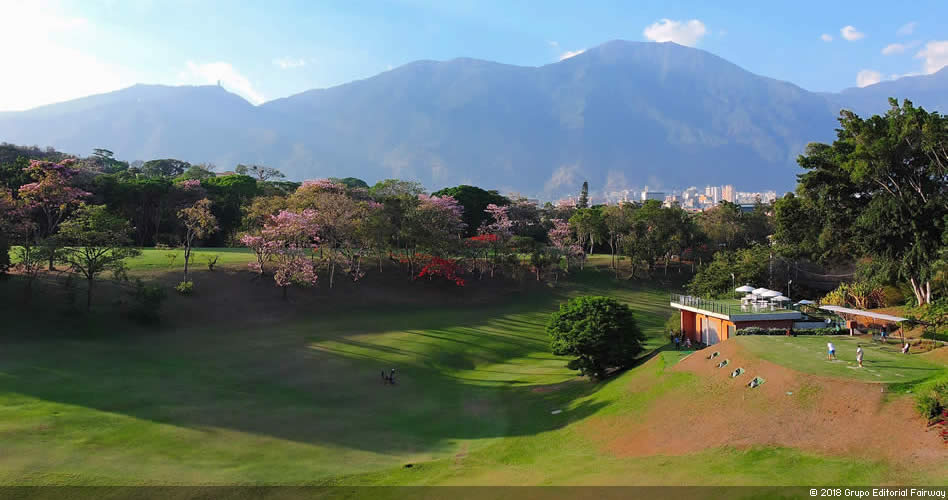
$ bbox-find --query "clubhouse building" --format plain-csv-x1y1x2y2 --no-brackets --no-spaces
670,290,809,345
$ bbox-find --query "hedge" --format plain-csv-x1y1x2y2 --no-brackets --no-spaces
736,327,838,336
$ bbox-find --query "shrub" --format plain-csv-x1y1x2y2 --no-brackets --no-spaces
914,379,948,421
206,254,220,271
175,281,194,295
547,296,644,379
129,278,167,324
166,252,178,268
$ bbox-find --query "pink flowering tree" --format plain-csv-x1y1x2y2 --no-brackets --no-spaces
18,159,90,270
477,203,513,278
289,180,370,288
256,209,320,298
548,219,584,272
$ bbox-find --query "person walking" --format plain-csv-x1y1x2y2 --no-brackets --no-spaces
674,335,681,351
856,345,864,368
827,342,836,361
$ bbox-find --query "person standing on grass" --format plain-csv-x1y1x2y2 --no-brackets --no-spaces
902,343,910,354
674,335,681,350
856,345,864,368
827,342,836,361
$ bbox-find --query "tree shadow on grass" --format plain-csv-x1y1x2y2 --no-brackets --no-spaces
0,273,621,458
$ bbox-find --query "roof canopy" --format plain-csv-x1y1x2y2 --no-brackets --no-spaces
735,285,756,292
772,296,791,302
761,290,781,297
818,305,909,323
752,287,770,295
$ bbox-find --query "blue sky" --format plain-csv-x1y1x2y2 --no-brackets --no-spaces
2,0,946,110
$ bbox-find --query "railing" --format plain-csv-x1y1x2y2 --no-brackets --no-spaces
669,293,792,317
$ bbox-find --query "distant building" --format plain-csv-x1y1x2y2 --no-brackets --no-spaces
722,184,735,203
641,190,665,201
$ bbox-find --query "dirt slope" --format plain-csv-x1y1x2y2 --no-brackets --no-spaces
585,340,946,472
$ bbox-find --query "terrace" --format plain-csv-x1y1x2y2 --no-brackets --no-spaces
670,293,803,321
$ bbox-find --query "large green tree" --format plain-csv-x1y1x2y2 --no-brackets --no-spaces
547,296,644,379
776,99,947,305
59,204,141,310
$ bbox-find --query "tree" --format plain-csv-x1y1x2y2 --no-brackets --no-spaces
329,177,369,190
237,164,286,182
568,207,605,261
58,204,141,310
369,179,425,199
785,99,947,305
601,203,634,275
431,185,508,237
547,296,644,379
177,164,216,181
578,181,589,209
18,159,90,270
253,209,320,298
142,158,190,178
288,179,370,288
687,245,770,298
0,189,17,274
400,194,466,275
548,218,583,272
177,198,219,283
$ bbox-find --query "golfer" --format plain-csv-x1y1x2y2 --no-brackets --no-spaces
856,346,864,368
827,342,836,361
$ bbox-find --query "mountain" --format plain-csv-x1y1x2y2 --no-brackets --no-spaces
0,40,944,197
830,66,948,117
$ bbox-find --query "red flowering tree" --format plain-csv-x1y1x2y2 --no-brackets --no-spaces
417,257,465,286
18,159,90,270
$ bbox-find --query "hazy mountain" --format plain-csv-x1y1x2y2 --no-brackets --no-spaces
0,40,944,197
829,67,948,117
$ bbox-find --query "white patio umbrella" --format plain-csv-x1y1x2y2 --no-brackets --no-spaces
751,287,770,295
735,285,755,293
796,299,815,305
761,290,781,298
771,296,791,302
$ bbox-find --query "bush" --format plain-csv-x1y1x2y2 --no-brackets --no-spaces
547,296,644,379
129,278,167,324
175,281,194,295
206,254,220,271
915,379,948,421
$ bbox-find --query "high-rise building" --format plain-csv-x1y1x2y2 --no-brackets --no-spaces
722,184,735,203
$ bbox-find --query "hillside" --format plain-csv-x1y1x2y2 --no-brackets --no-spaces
0,254,944,486
0,41,946,197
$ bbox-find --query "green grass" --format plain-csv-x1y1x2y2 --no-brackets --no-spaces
736,335,945,384
124,247,256,271
0,252,943,486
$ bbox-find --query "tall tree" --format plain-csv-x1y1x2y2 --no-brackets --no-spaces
578,181,589,209
782,99,947,304
178,198,219,283
58,204,141,310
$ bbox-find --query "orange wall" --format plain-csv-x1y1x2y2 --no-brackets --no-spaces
679,310,798,344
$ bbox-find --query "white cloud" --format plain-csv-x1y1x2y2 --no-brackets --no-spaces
856,69,882,87
915,40,948,74
897,22,917,36
177,61,266,104
882,43,906,55
547,40,560,48
840,25,865,41
0,1,136,111
821,33,833,42
558,49,586,61
643,19,708,46
272,57,305,69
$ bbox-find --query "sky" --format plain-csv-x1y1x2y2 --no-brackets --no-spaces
2,0,947,111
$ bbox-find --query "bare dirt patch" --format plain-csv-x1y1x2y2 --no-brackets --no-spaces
584,340,947,470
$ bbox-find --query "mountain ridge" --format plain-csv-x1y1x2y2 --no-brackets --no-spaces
0,40,943,198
